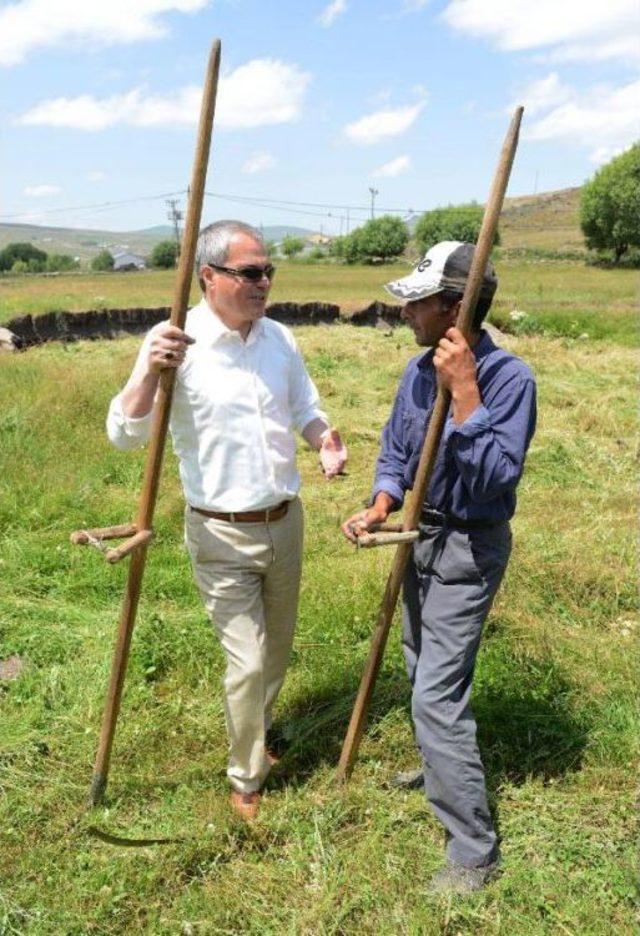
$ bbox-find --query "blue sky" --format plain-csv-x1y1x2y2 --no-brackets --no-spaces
1,0,638,234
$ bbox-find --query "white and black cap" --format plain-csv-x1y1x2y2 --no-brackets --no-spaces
384,240,497,303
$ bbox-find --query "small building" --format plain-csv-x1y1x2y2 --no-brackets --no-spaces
307,233,332,246
113,251,146,271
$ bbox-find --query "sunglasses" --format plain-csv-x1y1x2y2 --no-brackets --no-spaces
208,262,276,283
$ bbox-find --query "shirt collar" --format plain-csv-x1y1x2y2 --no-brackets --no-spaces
185,298,265,347
417,328,495,370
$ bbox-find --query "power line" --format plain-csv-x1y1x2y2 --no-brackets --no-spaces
0,184,486,226
0,190,188,221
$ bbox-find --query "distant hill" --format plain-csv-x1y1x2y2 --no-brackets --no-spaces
500,186,583,252
0,222,169,261
0,221,316,263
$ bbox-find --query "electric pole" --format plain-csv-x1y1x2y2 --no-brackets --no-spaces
369,187,379,220
166,199,183,250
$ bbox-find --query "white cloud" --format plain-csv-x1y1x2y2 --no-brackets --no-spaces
217,59,311,128
509,73,572,116
17,59,310,131
0,0,210,67
344,101,425,145
242,151,275,174
87,170,106,182
589,145,625,165
525,79,640,161
317,0,347,27
441,0,639,63
371,155,410,177
23,184,62,197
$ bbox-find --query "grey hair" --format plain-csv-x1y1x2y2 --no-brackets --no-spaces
195,220,264,291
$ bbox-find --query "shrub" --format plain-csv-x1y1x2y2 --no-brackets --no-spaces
46,254,79,272
341,215,409,264
150,239,178,268
281,235,305,258
0,242,48,271
580,143,640,263
90,250,115,272
414,203,499,254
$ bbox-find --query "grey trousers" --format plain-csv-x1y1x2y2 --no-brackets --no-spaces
402,521,511,868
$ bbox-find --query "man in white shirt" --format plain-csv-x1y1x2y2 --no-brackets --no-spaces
107,219,346,819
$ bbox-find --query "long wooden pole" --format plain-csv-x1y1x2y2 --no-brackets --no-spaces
336,106,524,783
88,40,221,806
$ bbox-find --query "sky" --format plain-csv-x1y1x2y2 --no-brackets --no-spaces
1,0,638,235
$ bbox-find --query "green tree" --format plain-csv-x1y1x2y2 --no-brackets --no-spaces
281,235,305,258
150,239,178,268
580,143,640,262
329,236,346,260
0,242,48,272
341,215,408,264
414,203,499,255
11,260,29,274
91,250,115,272
46,253,79,272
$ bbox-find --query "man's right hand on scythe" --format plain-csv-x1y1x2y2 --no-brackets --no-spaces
146,322,195,373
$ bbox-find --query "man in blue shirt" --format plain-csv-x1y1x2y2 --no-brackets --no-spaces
342,241,537,894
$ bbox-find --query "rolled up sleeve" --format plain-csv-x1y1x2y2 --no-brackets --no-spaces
106,394,154,450
443,375,537,504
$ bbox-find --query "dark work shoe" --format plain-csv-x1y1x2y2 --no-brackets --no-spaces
390,767,424,790
428,861,500,895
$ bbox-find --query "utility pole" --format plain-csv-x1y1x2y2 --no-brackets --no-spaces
369,187,379,220
346,207,350,234
166,198,183,250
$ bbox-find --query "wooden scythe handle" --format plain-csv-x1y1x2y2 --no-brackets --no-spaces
336,106,524,784
88,39,222,807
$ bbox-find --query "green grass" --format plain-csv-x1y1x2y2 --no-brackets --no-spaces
1,257,637,346
0,318,637,933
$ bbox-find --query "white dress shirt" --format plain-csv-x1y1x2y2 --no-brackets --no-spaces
106,298,327,511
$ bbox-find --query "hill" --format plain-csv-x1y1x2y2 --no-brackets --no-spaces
0,222,316,263
500,186,583,252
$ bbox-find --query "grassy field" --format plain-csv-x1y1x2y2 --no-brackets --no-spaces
0,266,637,933
0,257,637,347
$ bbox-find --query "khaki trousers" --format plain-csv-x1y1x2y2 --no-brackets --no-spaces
185,498,303,794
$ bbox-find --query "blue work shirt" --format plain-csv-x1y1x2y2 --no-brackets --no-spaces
373,330,537,523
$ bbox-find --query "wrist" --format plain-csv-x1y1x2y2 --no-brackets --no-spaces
372,491,395,519
451,380,481,425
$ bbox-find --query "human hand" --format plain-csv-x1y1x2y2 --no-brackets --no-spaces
147,324,195,374
319,428,347,479
341,504,389,544
433,327,477,393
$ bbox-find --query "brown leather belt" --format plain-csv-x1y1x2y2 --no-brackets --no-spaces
190,500,290,523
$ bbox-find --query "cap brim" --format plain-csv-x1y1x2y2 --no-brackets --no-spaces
384,277,443,302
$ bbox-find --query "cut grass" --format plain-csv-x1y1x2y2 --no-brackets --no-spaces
0,321,637,933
